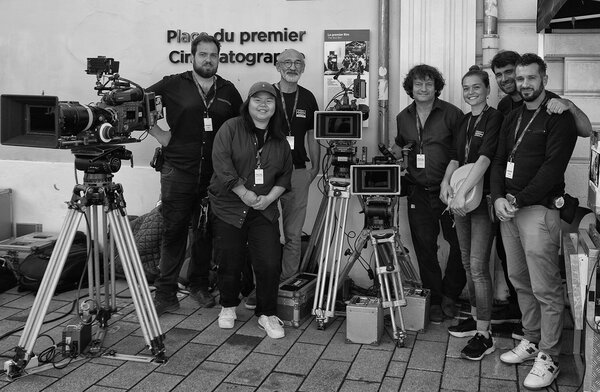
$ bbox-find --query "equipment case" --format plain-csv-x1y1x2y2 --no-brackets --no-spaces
276,273,317,328
346,296,384,345
0,232,58,262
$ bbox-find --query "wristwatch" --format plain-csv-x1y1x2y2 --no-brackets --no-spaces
506,193,519,208
553,195,565,209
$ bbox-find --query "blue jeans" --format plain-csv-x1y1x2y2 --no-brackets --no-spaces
213,209,282,316
500,205,564,356
279,168,311,280
454,202,494,322
407,185,466,305
154,163,211,301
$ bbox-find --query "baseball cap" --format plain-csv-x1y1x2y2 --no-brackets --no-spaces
248,81,276,98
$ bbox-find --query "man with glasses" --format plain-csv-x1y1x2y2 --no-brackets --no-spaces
147,33,243,315
392,64,466,323
273,49,320,282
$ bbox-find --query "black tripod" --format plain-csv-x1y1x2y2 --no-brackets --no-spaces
4,146,167,379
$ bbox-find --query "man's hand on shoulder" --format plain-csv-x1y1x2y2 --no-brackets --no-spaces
546,98,570,115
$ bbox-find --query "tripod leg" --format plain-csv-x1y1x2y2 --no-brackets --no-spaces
299,193,328,274
312,194,335,329
107,210,166,362
5,208,83,378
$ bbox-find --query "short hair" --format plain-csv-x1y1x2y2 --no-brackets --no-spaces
191,32,221,54
462,65,490,88
402,64,445,98
490,50,521,72
516,53,547,76
240,95,286,141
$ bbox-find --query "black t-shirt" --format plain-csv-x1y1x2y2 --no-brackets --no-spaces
273,84,319,168
147,71,243,178
497,95,523,116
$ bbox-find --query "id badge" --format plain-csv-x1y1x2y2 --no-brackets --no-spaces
286,136,295,150
255,169,264,185
203,117,213,132
416,154,425,169
505,161,514,179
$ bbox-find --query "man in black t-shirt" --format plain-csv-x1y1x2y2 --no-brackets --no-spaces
273,49,320,281
147,33,243,315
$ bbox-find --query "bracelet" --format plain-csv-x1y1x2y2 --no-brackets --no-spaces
241,189,248,198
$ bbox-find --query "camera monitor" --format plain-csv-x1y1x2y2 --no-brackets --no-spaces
350,164,401,195
314,111,362,140
1,95,61,148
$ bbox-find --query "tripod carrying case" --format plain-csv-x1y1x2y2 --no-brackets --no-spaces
276,273,317,328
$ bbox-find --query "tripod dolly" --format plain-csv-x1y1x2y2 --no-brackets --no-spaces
3,146,167,379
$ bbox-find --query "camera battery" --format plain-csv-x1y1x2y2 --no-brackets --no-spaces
345,296,383,345
277,273,317,328
402,288,430,332
62,321,92,356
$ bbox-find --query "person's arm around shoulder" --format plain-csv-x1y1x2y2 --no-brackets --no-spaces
546,98,592,137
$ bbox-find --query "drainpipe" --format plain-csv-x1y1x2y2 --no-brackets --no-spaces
378,0,389,145
482,0,500,106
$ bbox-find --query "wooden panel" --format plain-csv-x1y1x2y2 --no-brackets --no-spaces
564,57,600,93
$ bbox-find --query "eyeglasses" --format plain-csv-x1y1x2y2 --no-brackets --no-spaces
280,60,304,68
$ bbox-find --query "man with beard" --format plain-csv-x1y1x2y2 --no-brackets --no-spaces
491,53,577,389
147,33,243,315
272,49,320,283
492,50,591,136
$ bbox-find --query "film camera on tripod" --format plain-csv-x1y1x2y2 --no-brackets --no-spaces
0,57,168,379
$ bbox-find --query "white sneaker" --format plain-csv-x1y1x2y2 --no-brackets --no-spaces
218,307,237,329
500,339,539,364
258,315,285,339
523,352,560,389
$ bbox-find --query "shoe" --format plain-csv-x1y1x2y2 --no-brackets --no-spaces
460,332,495,361
448,317,476,338
430,305,444,324
245,291,257,310
258,315,285,339
218,307,237,329
441,296,458,318
500,339,539,364
491,304,521,324
189,288,216,308
153,297,180,316
523,352,560,389
511,322,524,340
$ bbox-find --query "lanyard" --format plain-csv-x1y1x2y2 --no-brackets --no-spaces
276,83,299,136
509,99,547,161
193,74,216,116
253,130,268,169
464,104,488,164
415,113,425,153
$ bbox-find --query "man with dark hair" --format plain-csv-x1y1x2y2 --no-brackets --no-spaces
273,49,320,282
147,33,243,315
491,50,591,136
491,53,577,389
392,64,466,323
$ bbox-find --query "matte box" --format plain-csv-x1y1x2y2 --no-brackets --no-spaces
277,273,317,328
346,296,383,345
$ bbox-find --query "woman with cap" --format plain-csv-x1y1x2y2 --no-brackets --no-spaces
209,81,292,339
440,66,504,360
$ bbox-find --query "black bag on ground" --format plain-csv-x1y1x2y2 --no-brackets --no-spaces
18,232,88,293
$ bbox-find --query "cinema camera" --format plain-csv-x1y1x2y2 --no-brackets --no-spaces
1,57,162,156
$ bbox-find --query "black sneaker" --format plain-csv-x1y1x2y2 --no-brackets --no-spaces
448,317,476,338
460,332,495,361
189,288,216,308
153,297,180,316
511,322,524,340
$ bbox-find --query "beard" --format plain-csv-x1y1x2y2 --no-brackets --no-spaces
519,84,544,102
282,71,301,84
193,59,217,79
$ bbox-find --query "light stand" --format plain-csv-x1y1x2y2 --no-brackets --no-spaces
3,145,167,380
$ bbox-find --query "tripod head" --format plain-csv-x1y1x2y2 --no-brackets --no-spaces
72,145,133,175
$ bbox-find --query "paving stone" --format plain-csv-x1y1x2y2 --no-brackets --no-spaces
480,350,516,381
346,346,392,382
0,292,21,307
175,306,221,331
0,305,20,319
172,360,235,392
257,372,304,392
86,386,126,392
225,352,281,386
40,362,116,392
214,383,256,392
159,327,199,353
416,320,452,343
399,368,442,392
386,360,407,378
446,335,467,358
299,358,350,392
380,376,403,392
440,357,479,392
0,374,57,392
408,339,447,372
275,342,324,375
236,315,268,338
297,317,342,345
95,361,157,389
392,345,413,362
130,371,184,392
158,342,215,376
191,318,243,346
207,333,262,364
320,331,360,362
254,325,302,356
338,379,380,392
479,377,518,392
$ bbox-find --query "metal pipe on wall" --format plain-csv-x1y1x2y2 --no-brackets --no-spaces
378,0,390,145
482,0,500,106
